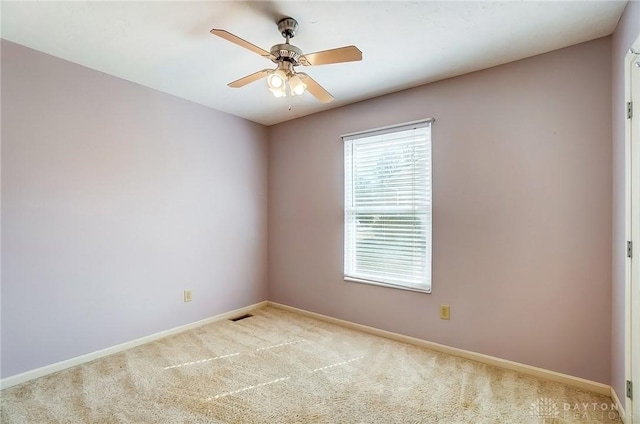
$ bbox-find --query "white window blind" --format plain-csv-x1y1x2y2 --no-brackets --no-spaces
343,120,432,292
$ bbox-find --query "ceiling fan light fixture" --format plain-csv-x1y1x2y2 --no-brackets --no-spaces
269,85,287,98
267,69,287,89
288,74,307,96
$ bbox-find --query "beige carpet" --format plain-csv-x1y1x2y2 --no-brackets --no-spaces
0,306,621,423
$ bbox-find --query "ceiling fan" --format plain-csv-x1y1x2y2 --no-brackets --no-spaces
211,17,362,103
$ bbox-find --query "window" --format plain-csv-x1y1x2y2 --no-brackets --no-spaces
343,119,432,293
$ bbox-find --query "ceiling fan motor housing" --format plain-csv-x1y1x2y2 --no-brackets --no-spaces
270,43,302,66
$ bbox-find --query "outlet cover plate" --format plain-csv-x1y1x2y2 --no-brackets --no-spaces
440,305,450,320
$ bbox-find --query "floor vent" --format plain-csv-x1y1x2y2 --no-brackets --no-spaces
229,313,253,322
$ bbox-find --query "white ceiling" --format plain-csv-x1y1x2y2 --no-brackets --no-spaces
1,1,627,126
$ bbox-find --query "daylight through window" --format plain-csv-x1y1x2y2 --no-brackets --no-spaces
343,119,432,293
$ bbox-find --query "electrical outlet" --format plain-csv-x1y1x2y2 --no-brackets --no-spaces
440,305,450,320
183,290,192,303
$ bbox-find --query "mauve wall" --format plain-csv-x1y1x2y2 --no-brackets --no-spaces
268,38,612,384
611,0,640,401
1,40,268,378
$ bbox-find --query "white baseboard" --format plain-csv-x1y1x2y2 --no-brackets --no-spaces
0,301,268,390
267,301,611,397
2,299,616,402
611,386,627,423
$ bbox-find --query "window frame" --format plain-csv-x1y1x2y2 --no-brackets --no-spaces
342,118,434,294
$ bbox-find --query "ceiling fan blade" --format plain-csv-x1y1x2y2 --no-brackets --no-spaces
228,69,272,88
210,29,272,58
298,73,334,103
299,46,362,66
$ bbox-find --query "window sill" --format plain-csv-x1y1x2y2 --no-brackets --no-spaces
344,276,431,294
